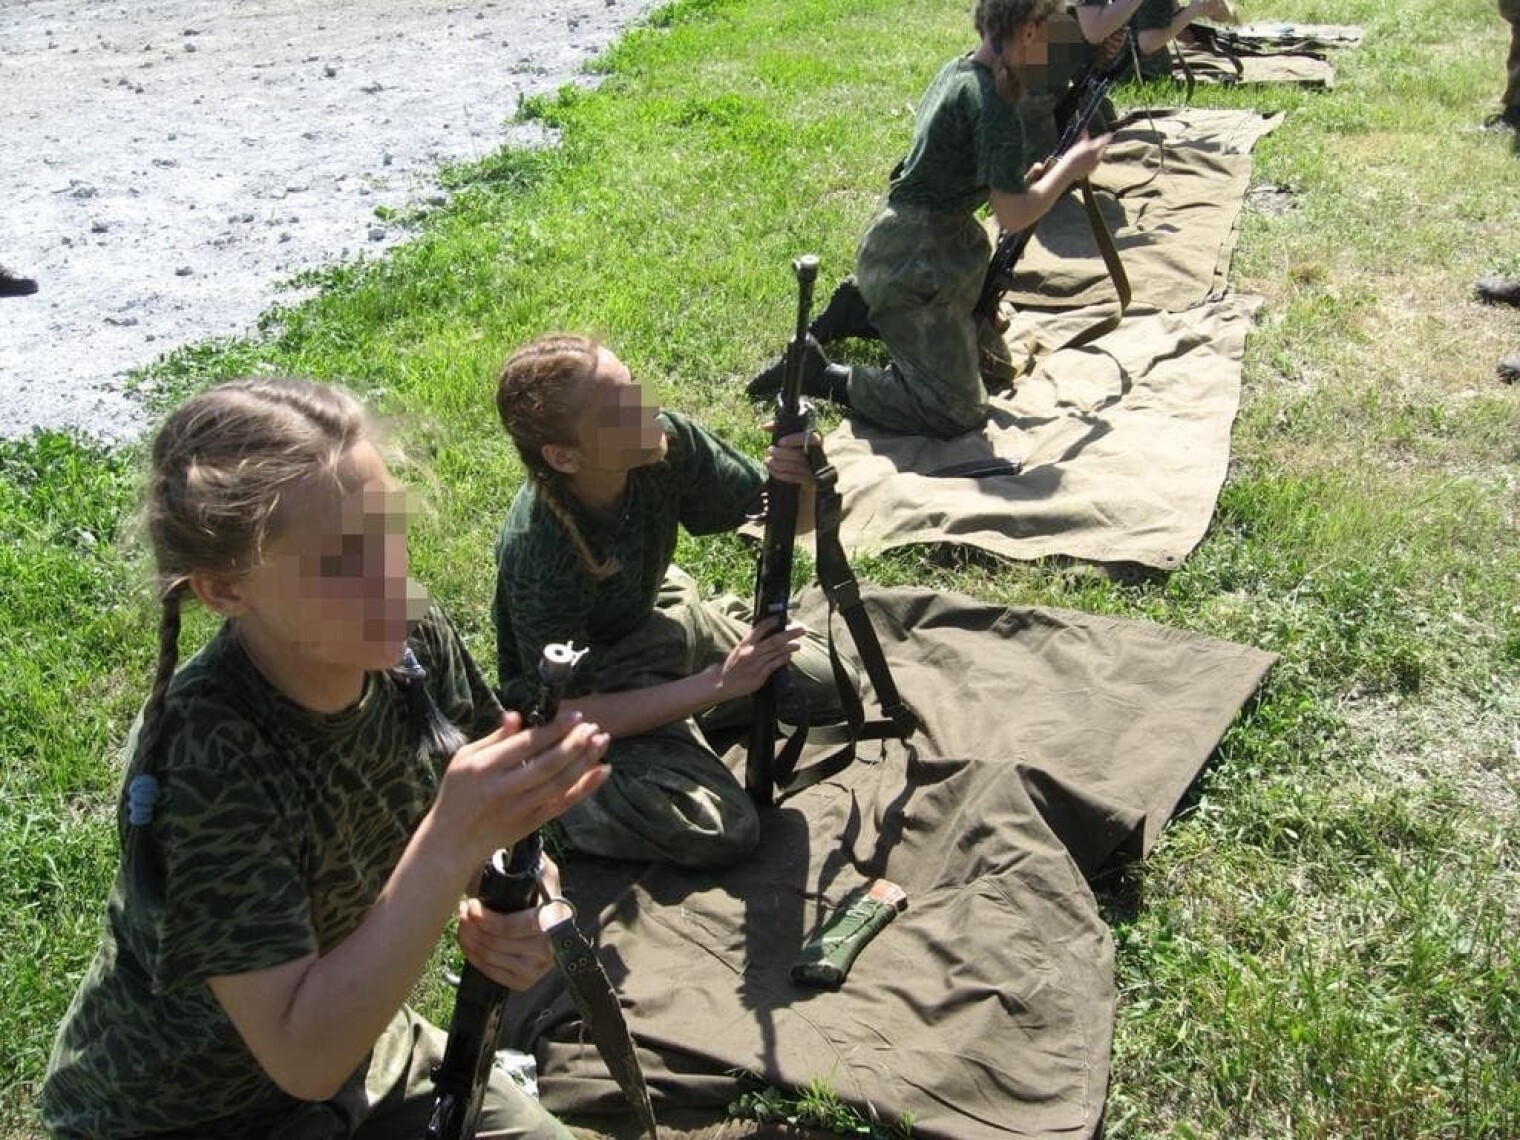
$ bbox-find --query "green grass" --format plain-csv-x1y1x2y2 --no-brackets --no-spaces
3,0,1519,1136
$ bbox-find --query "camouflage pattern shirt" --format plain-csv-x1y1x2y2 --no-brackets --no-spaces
40,608,503,1139
493,410,762,708
889,54,1029,216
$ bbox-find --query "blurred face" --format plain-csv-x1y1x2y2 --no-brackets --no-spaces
234,440,427,681
567,348,667,475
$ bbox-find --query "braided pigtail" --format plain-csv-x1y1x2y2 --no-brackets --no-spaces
973,0,1063,102
529,469,621,582
390,646,467,765
121,586,186,902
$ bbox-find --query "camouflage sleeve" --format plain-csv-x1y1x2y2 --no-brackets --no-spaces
150,717,317,991
978,77,1029,194
493,504,597,708
665,411,764,536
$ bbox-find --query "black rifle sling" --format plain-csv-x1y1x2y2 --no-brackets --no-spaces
769,447,915,799
544,912,659,1139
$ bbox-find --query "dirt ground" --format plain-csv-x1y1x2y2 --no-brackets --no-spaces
0,0,659,442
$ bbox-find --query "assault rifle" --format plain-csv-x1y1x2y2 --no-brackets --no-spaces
745,255,916,808
972,30,1138,329
426,643,653,1140
745,255,818,808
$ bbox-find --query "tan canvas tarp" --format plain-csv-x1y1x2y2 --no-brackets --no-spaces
1174,22,1365,90
506,585,1276,1140
1003,108,1281,313
823,293,1262,570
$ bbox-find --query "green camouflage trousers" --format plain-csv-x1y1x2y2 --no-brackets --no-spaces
554,567,853,867
849,202,1011,438
265,1008,568,1140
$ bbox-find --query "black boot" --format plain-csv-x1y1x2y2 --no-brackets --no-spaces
0,266,38,297
1498,354,1520,385
808,277,879,345
1476,275,1520,307
747,334,852,403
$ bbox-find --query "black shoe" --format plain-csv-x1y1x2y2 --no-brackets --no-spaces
0,267,38,297
1499,354,1520,385
1481,106,1520,132
1476,275,1520,307
746,334,851,402
809,278,879,345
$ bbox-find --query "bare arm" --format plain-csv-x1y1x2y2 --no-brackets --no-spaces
1075,0,1147,45
1137,0,1235,55
206,714,610,1101
563,617,806,737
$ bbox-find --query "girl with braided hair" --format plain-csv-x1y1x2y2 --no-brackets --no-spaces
41,376,609,1139
494,334,850,868
750,0,1109,439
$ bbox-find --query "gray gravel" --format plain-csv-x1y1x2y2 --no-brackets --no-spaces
0,0,659,442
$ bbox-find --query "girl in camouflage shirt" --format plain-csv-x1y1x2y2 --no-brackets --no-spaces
41,377,611,1139
494,334,850,868
750,0,1110,439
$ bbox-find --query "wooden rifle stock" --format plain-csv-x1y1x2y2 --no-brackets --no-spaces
745,254,819,808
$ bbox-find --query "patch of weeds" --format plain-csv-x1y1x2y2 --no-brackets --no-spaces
730,1077,915,1138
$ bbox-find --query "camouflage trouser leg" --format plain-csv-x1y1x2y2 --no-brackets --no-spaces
848,202,993,439
268,1007,571,1140
1502,0,1520,110
553,567,851,867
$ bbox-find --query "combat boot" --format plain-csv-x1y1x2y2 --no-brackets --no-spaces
747,335,853,404
0,266,38,297
1476,275,1520,307
1498,355,1520,385
808,278,879,345
1481,106,1520,132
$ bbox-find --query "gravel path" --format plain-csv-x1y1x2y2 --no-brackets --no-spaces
0,0,659,441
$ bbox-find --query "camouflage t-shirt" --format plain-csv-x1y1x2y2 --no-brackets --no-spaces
40,608,502,1140
889,54,1029,215
493,409,762,708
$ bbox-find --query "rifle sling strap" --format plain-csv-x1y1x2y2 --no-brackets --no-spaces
770,451,915,799
544,912,660,1139
1050,174,1134,353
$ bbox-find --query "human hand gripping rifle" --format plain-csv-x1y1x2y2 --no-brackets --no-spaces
972,29,1137,338
426,644,658,1140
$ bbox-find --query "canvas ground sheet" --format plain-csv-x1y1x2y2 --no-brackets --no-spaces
1003,107,1281,314
821,292,1261,571
505,585,1276,1140
1173,22,1365,90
